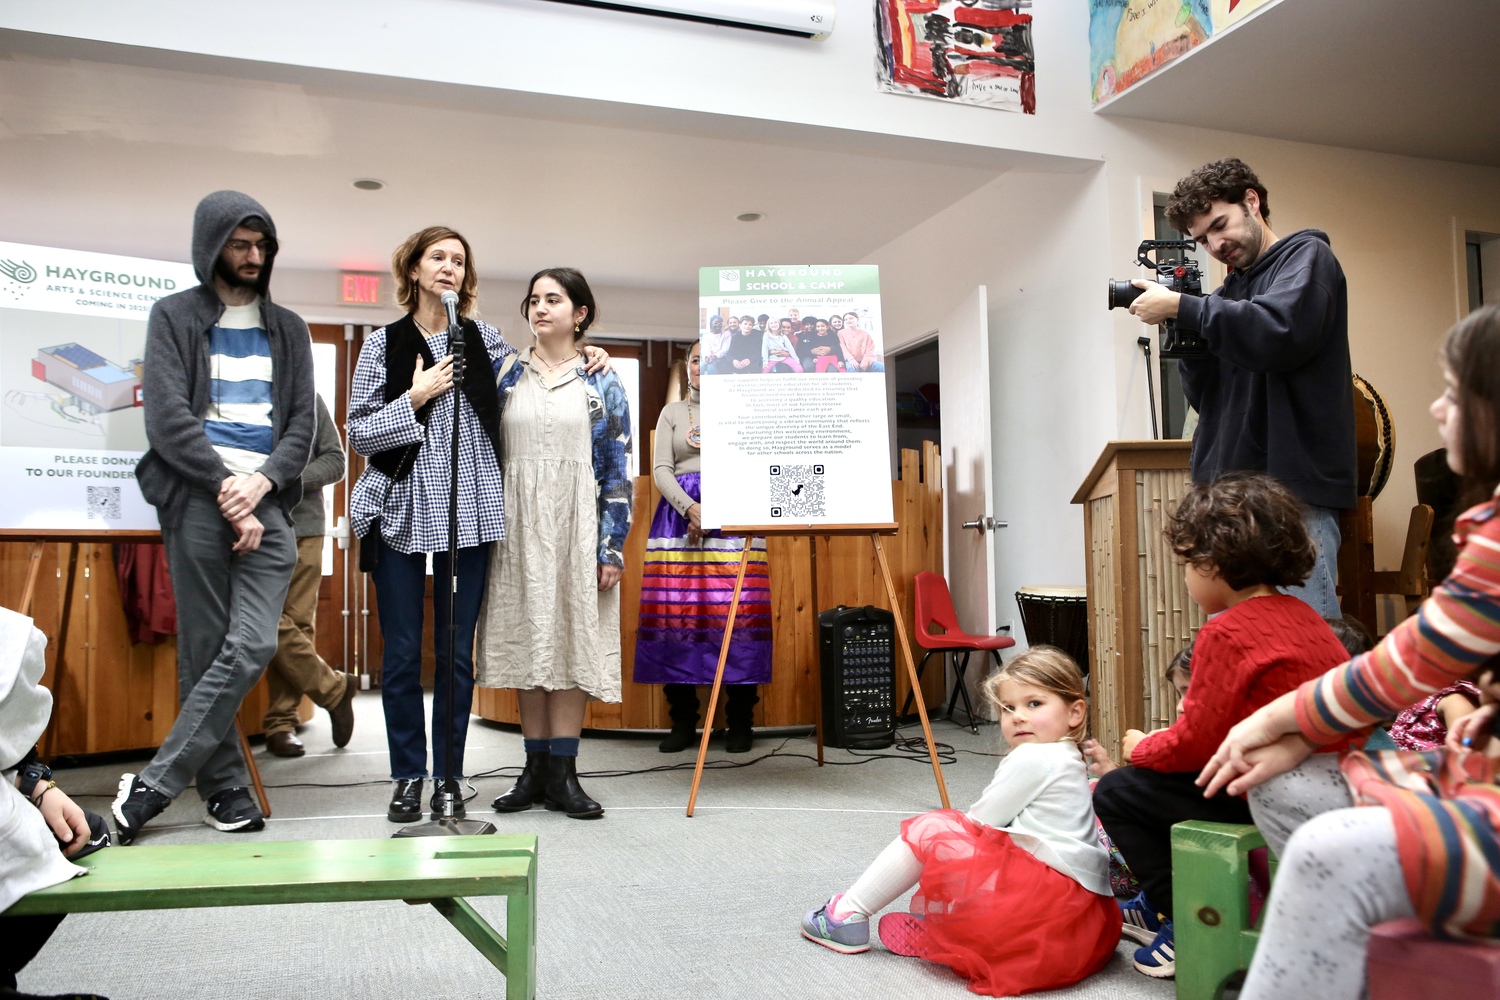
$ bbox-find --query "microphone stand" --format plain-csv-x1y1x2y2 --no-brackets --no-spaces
1138,335,1160,441
395,300,496,838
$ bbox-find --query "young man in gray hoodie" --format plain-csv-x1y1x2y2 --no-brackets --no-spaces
113,190,316,844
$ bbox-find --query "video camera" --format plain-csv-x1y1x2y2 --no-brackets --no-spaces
1108,240,1207,359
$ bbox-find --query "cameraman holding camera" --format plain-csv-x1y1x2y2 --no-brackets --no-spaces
1126,158,1354,617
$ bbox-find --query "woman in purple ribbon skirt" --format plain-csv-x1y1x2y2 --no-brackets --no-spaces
634,340,772,753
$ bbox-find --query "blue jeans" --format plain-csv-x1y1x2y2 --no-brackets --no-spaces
370,536,490,780
1282,504,1342,619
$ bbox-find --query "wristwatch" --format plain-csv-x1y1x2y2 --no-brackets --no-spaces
16,750,52,801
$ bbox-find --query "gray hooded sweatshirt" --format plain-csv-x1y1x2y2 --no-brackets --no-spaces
135,190,315,527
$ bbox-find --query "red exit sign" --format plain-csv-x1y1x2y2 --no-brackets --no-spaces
340,272,382,304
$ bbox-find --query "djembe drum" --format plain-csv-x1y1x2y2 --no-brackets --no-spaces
1015,586,1090,676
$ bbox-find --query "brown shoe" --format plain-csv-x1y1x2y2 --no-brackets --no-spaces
266,730,305,757
328,672,356,748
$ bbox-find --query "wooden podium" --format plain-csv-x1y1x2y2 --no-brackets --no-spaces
1072,442,1206,759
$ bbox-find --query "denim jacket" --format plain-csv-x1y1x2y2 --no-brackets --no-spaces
496,353,633,567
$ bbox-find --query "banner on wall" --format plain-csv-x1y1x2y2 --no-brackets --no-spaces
0,241,197,531
698,264,894,530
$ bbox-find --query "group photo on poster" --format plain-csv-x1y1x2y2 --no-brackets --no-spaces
697,265,893,530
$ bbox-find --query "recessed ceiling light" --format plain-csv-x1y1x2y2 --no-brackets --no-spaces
736,212,764,223
353,178,385,191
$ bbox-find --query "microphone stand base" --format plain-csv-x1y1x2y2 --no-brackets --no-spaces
392,817,498,838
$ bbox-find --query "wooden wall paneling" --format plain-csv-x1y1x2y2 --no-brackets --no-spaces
1118,472,1143,743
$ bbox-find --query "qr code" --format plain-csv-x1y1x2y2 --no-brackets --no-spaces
87,485,122,520
768,464,826,519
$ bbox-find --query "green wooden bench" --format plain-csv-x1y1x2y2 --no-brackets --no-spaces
2,834,537,1000
1172,821,1274,1000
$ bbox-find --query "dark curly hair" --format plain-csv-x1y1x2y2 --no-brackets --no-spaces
1445,304,1500,499
1165,158,1271,234
1164,473,1315,591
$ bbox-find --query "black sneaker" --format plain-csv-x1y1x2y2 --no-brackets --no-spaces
112,772,171,846
203,786,266,833
388,777,423,823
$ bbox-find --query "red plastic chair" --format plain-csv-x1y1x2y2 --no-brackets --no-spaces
899,571,1016,733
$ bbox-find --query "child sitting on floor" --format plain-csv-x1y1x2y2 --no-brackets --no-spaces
1093,472,1357,980
800,647,1121,997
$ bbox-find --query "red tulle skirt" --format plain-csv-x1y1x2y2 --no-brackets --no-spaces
899,809,1122,996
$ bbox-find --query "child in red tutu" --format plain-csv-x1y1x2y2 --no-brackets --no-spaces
801,647,1122,996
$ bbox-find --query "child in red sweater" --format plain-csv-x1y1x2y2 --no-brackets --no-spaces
1093,472,1353,980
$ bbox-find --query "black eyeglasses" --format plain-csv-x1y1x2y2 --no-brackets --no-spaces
224,238,278,257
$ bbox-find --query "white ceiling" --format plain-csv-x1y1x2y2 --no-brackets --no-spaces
1095,0,1500,168
0,46,1021,291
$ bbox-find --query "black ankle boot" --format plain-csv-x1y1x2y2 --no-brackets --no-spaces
660,683,700,753
388,777,423,823
429,777,467,820
725,684,759,754
544,755,603,819
492,752,549,812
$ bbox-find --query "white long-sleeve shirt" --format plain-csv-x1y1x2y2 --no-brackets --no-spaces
965,741,1113,896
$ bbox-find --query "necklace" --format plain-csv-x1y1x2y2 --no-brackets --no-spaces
686,398,701,449
534,350,581,372
413,316,450,340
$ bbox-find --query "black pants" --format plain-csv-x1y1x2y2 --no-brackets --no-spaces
1093,766,1252,920
664,683,758,731
1,914,64,990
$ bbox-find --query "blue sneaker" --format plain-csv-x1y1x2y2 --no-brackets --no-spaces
1119,891,1164,946
801,894,870,954
1133,920,1175,978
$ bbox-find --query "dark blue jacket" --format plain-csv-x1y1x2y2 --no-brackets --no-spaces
1176,229,1356,510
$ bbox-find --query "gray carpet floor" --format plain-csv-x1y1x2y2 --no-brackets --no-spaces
21,692,1176,999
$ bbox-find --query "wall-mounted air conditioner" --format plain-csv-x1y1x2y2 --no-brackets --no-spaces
542,0,836,39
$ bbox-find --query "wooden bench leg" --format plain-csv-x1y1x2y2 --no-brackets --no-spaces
1173,821,1267,1000
506,882,537,1000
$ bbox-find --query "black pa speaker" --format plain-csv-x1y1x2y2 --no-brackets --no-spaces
818,605,896,749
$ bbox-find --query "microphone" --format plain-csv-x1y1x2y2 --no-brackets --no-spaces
440,290,465,384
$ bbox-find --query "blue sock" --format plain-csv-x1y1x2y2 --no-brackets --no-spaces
549,736,580,758
523,738,549,755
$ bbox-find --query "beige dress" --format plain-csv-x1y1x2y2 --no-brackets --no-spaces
475,354,621,701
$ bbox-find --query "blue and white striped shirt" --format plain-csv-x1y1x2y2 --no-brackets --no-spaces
348,320,515,555
206,300,273,476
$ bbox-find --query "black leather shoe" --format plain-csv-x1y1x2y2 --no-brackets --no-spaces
544,755,603,819
429,777,467,821
658,726,697,753
327,672,356,748
265,731,305,757
492,752,549,812
725,726,754,754
387,777,423,823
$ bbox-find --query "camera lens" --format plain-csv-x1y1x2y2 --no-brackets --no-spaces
1108,279,1142,310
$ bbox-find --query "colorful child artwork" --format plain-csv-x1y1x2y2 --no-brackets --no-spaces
1090,0,1212,105
876,0,1036,114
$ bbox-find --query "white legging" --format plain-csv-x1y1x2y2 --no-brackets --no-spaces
1241,757,1414,1000
841,836,924,917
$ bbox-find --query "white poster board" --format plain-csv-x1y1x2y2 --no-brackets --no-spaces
698,264,893,529
0,241,196,531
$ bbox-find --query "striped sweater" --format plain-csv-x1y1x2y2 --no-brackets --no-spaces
1296,490,1500,939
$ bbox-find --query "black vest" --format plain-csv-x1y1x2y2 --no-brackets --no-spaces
366,313,503,479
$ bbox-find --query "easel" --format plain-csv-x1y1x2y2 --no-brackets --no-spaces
686,522,951,817
5,529,271,818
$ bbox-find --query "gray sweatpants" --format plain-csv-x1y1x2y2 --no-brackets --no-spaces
1241,755,1413,1000
141,490,295,801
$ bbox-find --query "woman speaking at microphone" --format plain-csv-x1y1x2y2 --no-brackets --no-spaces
349,228,608,825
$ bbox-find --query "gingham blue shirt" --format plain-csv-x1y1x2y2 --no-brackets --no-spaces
349,320,515,554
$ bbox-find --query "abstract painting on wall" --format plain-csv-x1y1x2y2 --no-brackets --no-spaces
876,0,1036,114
